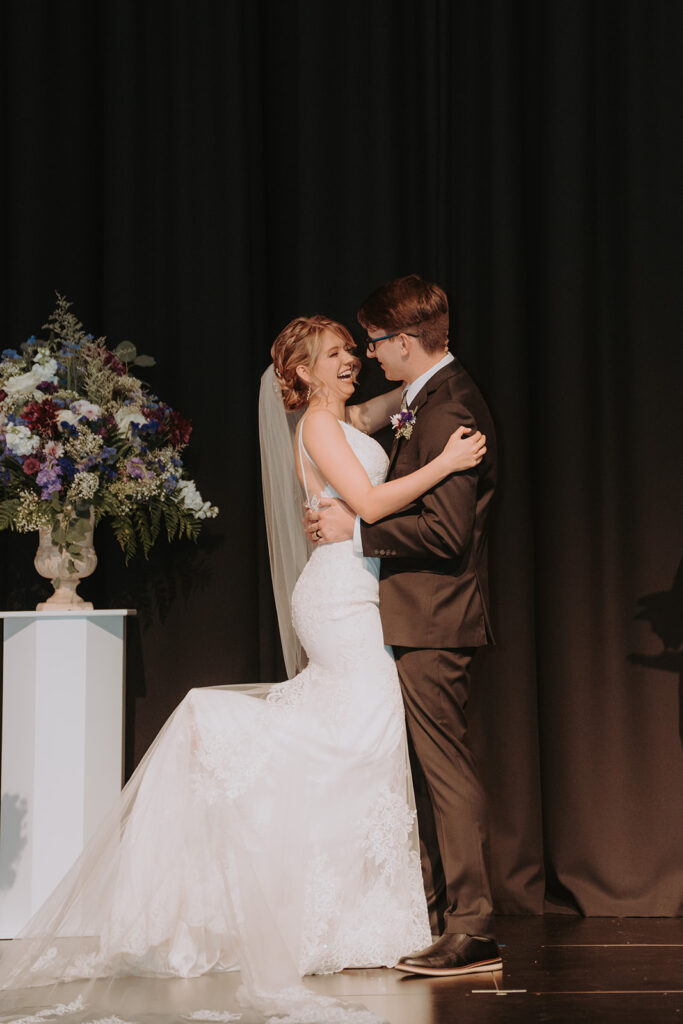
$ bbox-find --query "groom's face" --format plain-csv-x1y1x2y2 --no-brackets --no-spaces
365,328,406,382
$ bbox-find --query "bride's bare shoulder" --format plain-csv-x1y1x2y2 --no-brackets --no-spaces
301,408,344,434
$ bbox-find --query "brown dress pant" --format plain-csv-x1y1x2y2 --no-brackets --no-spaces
393,646,494,939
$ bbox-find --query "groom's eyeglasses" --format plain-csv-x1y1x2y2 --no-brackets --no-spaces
365,331,418,355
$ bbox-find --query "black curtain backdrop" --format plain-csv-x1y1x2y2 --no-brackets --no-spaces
0,0,681,918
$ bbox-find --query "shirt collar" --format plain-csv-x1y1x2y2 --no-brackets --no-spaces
403,351,454,406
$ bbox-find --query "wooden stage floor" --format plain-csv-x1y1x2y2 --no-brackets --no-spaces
2,917,681,1022
313,916,683,1023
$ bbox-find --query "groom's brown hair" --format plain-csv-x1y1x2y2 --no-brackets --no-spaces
357,274,449,354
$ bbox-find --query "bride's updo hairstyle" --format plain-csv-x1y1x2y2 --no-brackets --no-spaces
271,315,358,411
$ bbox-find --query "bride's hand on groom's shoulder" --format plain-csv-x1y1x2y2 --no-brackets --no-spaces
443,426,487,472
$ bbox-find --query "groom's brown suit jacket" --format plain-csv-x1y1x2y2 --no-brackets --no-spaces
360,358,496,649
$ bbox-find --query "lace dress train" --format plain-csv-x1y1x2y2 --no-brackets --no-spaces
0,422,430,1022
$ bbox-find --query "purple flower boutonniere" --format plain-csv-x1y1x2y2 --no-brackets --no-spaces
390,408,417,440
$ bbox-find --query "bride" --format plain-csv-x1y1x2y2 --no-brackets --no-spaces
0,315,485,1023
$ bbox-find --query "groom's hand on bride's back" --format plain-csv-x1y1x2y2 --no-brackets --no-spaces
303,498,355,545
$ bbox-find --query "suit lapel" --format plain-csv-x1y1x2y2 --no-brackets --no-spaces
386,360,462,478
387,425,407,477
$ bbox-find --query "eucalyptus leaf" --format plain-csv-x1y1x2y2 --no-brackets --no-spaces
133,354,156,367
114,340,137,363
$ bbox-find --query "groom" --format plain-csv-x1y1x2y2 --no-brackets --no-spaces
306,275,501,977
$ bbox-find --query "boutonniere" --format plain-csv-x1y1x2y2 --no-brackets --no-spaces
390,407,417,440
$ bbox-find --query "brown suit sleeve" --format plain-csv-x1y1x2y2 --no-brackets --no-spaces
361,401,479,560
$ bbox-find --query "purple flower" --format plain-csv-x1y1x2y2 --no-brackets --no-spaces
40,479,63,499
36,462,62,498
36,463,60,487
390,408,417,441
126,456,148,479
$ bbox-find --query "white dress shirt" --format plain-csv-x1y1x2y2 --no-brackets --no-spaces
352,350,455,553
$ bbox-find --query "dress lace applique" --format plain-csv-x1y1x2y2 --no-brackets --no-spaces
362,791,417,883
8,997,86,1024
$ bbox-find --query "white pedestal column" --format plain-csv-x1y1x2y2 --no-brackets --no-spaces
0,610,134,938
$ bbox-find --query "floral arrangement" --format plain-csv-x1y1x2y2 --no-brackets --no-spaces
0,296,217,564
390,408,417,441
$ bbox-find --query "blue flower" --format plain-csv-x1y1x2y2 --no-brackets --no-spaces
130,419,158,437
57,456,76,482
1,349,20,360
100,446,117,462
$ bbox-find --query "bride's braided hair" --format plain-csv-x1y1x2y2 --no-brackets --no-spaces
271,315,358,411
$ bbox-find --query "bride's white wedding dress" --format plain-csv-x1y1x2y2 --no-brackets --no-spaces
0,421,430,1023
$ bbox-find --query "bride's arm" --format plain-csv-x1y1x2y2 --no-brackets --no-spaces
345,387,403,434
302,410,485,524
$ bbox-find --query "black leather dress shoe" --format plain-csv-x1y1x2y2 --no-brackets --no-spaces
395,933,502,977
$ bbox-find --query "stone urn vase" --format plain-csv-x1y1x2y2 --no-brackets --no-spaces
34,507,97,610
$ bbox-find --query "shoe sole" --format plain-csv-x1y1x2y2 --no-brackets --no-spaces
394,957,502,978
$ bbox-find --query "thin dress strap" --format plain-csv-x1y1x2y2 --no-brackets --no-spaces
297,415,314,506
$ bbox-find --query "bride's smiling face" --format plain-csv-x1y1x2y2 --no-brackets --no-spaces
304,329,359,405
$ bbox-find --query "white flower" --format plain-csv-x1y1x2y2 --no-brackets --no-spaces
32,352,59,379
3,363,56,398
44,439,64,459
71,399,102,420
114,406,147,434
67,471,99,502
176,479,202,511
56,408,79,428
5,423,40,457
175,479,217,520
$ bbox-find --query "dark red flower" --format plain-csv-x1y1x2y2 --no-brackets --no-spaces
102,350,126,376
0,389,6,402
22,399,59,437
168,409,192,448
22,456,41,475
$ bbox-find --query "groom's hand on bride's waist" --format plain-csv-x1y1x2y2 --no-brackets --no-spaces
303,498,355,545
